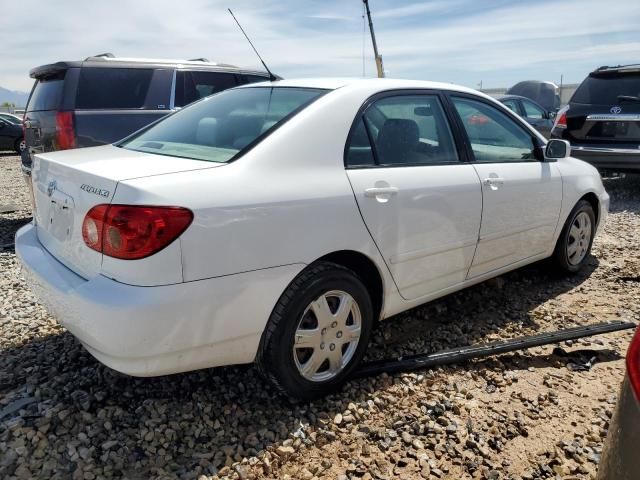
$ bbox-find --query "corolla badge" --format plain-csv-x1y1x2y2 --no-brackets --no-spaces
80,184,110,198
47,180,57,197
610,106,622,114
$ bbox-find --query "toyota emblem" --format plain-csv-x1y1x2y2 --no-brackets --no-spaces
47,180,57,197
610,106,622,114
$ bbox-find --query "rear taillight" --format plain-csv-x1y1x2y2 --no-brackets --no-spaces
552,105,569,131
627,327,640,401
82,205,193,260
55,111,76,150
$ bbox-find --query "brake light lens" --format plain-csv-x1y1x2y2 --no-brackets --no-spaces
627,327,640,401
82,205,193,260
55,111,76,150
553,105,569,131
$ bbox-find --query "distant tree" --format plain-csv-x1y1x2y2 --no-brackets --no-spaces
1,102,16,108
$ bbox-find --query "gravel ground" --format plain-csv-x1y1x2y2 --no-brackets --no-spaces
1,151,639,480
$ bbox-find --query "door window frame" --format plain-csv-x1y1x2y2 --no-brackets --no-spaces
344,89,473,169
444,92,545,164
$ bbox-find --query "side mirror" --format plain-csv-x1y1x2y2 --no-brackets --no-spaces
546,111,556,120
545,139,571,160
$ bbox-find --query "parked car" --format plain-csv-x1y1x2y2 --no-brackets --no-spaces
598,326,640,479
498,95,555,137
551,64,640,173
0,112,23,124
16,78,609,400
506,80,561,112
21,53,273,181
0,118,24,153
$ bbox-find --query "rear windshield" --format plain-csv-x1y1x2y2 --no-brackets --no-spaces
76,67,153,109
121,87,327,163
572,73,640,105
27,77,64,112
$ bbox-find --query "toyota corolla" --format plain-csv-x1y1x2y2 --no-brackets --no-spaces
16,78,609,400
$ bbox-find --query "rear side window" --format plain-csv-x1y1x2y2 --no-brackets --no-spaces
27,77,65,112
175,71,238,107
572,73,640,105
122,87,327,163
76,68,153,109
346,94,459,167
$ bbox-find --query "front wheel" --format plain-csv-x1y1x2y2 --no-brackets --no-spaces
15,138,25,154
552,199,596,273
256,261,373,401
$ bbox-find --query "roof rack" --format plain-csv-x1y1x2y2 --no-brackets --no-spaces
85,52,115,60
595,64,640,72
188,58,210,62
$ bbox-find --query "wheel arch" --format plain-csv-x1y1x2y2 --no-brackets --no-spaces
579,191,600,227
316,250,385,322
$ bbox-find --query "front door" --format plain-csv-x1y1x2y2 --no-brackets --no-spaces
345,92,482,300
449,95,562,278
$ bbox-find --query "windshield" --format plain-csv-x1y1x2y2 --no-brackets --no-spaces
121,86,327,163
572,73,640,105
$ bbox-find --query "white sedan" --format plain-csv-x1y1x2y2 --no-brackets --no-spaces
16,78,609,400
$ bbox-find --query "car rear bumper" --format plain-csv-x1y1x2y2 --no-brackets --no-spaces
570,145,640,172
15,223,303,376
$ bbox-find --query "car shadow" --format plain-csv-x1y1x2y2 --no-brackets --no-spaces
603,173,640,213
0,216,31,251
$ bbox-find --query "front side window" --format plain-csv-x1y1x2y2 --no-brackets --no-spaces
175,71,239,107
122,87,327,163
522,100,545,119
452,97,536,163
76,68,153,109
346,94,458,167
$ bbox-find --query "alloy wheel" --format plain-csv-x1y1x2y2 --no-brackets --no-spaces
293,290,362,382
567,211,592,266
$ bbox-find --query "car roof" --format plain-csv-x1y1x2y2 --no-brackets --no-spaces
30,55,272,79
239,77,489,96
592,64,640,75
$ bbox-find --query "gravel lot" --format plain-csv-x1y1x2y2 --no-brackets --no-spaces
1,151,639,480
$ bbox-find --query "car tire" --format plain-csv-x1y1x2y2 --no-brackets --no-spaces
552,199,596,274
14,138,25,154
256,261,373,401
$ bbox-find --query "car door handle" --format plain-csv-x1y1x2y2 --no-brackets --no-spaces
364,187,399,197
483,177,504,186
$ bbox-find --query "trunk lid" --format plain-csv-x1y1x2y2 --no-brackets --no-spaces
32,144,219,279
567,72,640,144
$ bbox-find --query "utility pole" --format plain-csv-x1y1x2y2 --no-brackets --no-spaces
363,0,385,78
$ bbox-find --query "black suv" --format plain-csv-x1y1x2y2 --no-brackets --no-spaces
21,53,273,176
551,64,640,173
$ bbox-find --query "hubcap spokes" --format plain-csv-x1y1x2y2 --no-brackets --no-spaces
293,290,362,382
567,212,591,266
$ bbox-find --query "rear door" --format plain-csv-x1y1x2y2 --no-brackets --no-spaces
449,95,562,278
346,91,482,300
174,70,239,108
566,72,640,146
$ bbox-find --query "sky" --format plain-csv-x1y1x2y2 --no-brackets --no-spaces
1,0,639,92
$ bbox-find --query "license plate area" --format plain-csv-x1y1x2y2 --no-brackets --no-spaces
601,121,628,137
48,189,75,242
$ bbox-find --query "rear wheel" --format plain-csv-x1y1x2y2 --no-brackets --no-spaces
552,200,596,273
256,261,373,401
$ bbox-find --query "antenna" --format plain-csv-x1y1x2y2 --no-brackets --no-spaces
228,8,277,82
